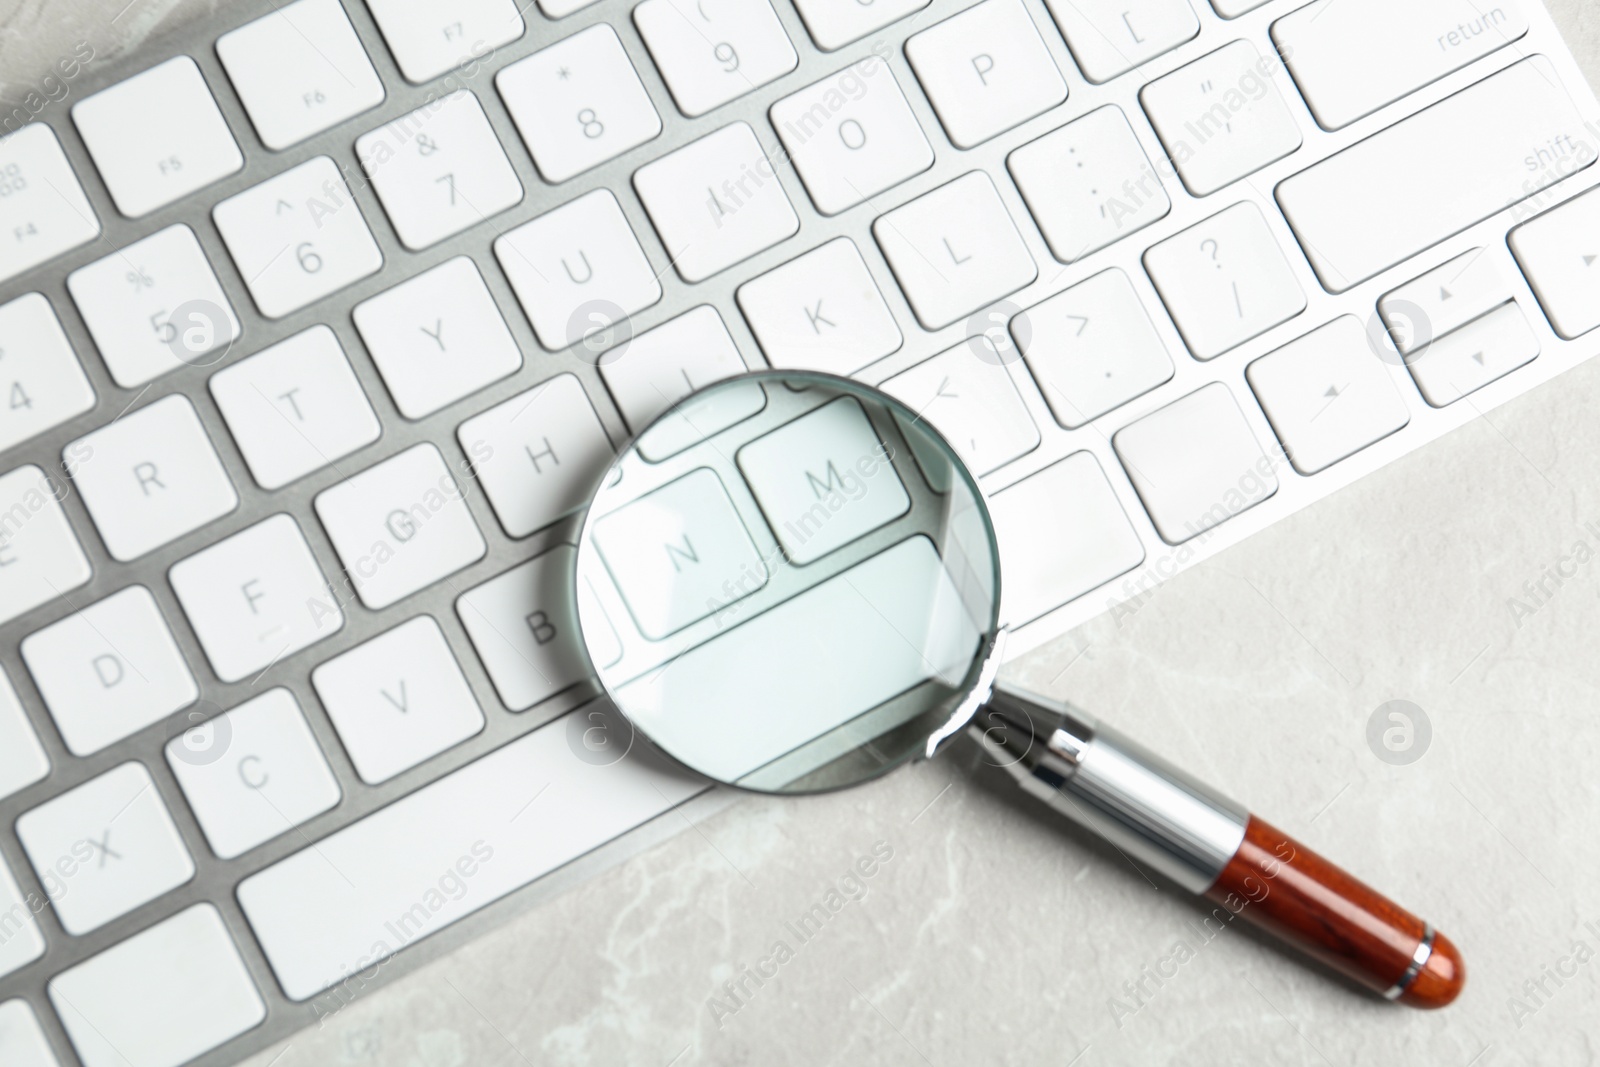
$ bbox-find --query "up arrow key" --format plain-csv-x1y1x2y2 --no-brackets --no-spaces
274,199,293,215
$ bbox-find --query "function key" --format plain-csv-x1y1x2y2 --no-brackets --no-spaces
72,56,243,218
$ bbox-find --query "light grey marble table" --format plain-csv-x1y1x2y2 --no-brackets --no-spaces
5,2,1600,1064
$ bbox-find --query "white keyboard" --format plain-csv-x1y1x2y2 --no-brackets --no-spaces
1,0,1598,1062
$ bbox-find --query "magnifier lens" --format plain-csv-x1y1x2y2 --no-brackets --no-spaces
575,371,1001,794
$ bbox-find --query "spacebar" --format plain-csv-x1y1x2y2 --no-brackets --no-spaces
237,713,706,1001
1277,56,1594,293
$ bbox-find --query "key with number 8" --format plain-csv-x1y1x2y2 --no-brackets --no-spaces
497,24,662,183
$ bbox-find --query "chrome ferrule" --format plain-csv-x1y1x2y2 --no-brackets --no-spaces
972,682,1249,894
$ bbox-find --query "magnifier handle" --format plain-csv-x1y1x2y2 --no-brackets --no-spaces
975,683,1463,1008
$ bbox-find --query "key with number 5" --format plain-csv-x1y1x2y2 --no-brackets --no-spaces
213,156,383,319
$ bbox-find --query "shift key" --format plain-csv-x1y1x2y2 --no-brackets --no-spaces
1276,57,1593,293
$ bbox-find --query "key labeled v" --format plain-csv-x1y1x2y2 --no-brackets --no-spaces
382,680,409,714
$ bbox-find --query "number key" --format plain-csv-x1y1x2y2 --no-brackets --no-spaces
356,90,522,250
635,0,798,117
213,156,384,319
0,293,95,454
497,24,662,183
67,224,241,388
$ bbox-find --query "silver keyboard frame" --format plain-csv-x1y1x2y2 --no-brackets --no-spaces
2,0,1599,1063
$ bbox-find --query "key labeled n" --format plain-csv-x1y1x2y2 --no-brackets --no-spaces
664,535,699,573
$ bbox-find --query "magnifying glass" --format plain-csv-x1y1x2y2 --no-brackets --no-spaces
572,369,1463,1008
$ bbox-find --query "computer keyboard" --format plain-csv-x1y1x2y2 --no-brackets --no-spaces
1,0,1597,1061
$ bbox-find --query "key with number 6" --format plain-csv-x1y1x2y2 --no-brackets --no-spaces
213,156,384,319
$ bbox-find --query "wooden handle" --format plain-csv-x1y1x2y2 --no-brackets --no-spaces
1204,816,1464,1008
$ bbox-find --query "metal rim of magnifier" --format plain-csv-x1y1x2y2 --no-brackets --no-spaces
571,367,1007,795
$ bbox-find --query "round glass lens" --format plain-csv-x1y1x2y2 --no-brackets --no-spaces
574,371,1001,794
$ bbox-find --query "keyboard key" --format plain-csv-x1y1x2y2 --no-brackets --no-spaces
738,395,910,564
1016,268,1174,429
314,616,484,784
0,858,46,979
1511,185,1600,340
599,304,751,444
16,762,194,935
907,0,1067,149
873,171,1037,331
1141,40,1302,197
636,0,797,117
1381,249,1514,352
21,585,198,757
1008,105,1171,264
166,688,340,859
1247,316,1411,475
0,465,90,627
1045,0,1199,84
213,156,384,319
989,452,1144,626
591,467,767,638
67,224,241,388
458,373,615,538
357,90,522,250
71,56,242,218
49,904,265,1067
69,394,237,561
737,237,902,375
364,0,525,84
792,0,929,51
457,545,595,710
353,256,522,418
0,293,94,453
1273,0,1530,130
170,514,344,683
1278,57,1592,293
1113,383,1279,544
0,668,50,802
1406,301,1540,408
0,125,99,285
315,443,487,610
498,24,662,183
771,60,932,215
495,188,662,351
238,709,702,1000
1211,0,1270,14
539,0,601,19
1144,202,1306,359
0,1000,57,1066
217,0,385,150
636,380,769,463
634,121,799,282
209,325,381,490
880,341,1040,475
609,537,975,780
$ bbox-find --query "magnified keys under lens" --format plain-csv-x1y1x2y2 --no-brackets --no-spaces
573,370,1463,1009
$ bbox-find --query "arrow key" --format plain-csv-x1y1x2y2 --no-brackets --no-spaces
1379,247,1512,353
1405,301,1540,407
1511,184,1600,339
1247,316,1411,475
